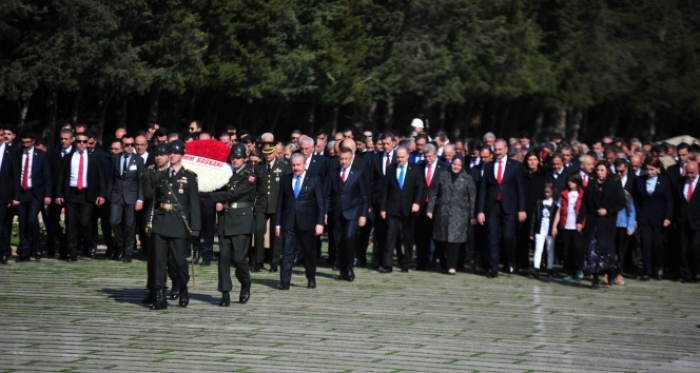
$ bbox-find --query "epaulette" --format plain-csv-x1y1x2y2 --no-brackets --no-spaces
182,168,198,177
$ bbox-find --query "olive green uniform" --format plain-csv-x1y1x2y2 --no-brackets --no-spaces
253,159,291,268
152,167,201,290
207,164,257,293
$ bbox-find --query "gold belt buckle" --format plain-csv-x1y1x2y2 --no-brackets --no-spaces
161,202,173,211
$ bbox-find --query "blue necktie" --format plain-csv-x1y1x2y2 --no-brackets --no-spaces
294,176,301,198
398,165,405,190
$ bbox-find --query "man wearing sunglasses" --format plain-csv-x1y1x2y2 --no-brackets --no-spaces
46,128,74,259
108,134,144,262
55,132,106,262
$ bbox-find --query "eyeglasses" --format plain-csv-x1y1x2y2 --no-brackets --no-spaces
616,170,626,174
123,143,134,147
75,140,88,144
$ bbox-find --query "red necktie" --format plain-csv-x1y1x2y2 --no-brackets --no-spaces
583,174,588,187
341,167,346,182
496,159,503,201
687,180,694,202
77,151,85,190
425,163,433,202
22,150,30,190
385,153,390,168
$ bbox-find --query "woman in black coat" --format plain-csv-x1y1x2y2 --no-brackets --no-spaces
578,161,626,289
633,158,673,280
517,152,546,271
426,155,477,275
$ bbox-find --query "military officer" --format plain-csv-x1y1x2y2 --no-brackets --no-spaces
204,143,256,307
141,142,180,304
150,140,201,310
253,141,291,273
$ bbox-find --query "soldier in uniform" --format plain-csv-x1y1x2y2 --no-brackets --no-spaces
150,140,201,310
141,142,180,304
203,143,256,306
253,141,291,273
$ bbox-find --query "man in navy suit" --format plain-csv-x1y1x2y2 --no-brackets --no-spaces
370,132,396,266
414,144,447,270
14,133,52,261
0,132,17,263
476,139,527,277
379,146,425,273
275,153,325,290
56,132,106,262
325,146,369,281
299,135,328,260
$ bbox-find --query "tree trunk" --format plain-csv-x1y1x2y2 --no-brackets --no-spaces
148,82,162,124
306,98,316,135
569,109,583,141
45,90,58,144
647,110,657,139
117,96,127,129
554,107,567,138
98,90,115,129
329,105,340,134
533,110,544,139
384,97,395,131
71,89,82,123
270,103,282,134
17,96,31,129
187,92,197,123
367,101,378,131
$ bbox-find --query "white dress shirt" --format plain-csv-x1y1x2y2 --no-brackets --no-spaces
684,176,698,201
493,157,507,180
69,150,89,187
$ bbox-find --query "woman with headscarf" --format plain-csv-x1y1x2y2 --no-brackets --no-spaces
426,155,477,275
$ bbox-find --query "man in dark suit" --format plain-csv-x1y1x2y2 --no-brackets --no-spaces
476,139,527,277
109,134,144,262
675,161,700,283
0,134,17,264
470,147,492,271
326,146,369,281
134,134,155,256
666,142,690,189
370,132,396,267
275,153,325,290
560,144,580,175
253,142,290,272
46,128,73,258
299,135,328,260
415,144,447,270
14,133,52,261
55,132,106,261
546,154,568,199
615,158,636,195
88,130,115,259
379,146,425,273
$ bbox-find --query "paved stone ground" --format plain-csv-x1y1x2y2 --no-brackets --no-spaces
1,251,699,373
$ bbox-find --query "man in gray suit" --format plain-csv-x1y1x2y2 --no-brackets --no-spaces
109,134,144,262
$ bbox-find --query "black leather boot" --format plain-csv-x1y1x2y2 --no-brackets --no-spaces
178,285,189,307
149,290,168,310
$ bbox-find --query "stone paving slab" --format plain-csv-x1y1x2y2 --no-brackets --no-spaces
1,256,700,372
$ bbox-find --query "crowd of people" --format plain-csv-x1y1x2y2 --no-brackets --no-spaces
1,119,699,309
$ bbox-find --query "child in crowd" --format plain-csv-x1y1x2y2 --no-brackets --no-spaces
552,174,585,281
529,181,558,279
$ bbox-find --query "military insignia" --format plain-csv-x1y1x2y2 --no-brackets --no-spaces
248,175,256,183
178,188,184,194
275,177,280,182
177,178,188,184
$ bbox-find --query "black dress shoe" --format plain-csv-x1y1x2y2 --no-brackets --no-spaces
486,271,498,279
502,265,515,274
400,267,409,273
169,287,180,300
269,265,278,273
307,280,316,289
591,278,600,289
104,249,113,258
529,268,540,279
377,266,392,273
277,284,290,290
178,287,189,307
640,275,650,281
347,269,355,282
193,250,201,264
89,248,97,259
142,289,157,304
150,290,168,310
334,273,349,281
34,251,42,261
219,292,231,307
200,258,211,266
122,256,132,263
67,256,78,262
1,255,9,264
239,287,251,304
114,252,124,261
251,264,261,272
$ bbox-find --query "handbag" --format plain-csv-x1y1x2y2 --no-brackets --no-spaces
582,227,618,275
